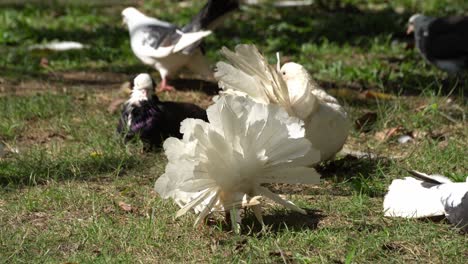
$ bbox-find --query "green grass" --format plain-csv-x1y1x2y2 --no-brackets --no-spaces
0,0,467,263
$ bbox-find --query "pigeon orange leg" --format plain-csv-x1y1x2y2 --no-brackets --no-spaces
157,78,175,92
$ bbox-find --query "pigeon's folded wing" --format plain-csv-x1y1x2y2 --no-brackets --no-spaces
132,24,211,58
172,30,212,53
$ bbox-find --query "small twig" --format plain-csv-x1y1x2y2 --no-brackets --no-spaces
274,241,288,264
438,111,458,124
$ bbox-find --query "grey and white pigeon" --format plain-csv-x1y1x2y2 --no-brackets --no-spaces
117,73,208,150
122,1,238,92
407,14,468,74
384,170,468,232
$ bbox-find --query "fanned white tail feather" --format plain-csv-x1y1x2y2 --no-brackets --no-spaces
155,94,321,231
215,44,350,164
216,45,295,115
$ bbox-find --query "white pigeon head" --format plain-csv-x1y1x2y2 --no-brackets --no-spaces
129,73,155,102
280,62,309,82
121,7,146,27
279,62,314,92
407,13,427,34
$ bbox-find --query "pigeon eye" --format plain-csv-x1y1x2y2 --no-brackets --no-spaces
282,71,286,75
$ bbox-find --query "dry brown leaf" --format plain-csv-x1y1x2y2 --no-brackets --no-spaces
374,126,402,142
118,201,132,212
360,90,395,100
328,88,360,100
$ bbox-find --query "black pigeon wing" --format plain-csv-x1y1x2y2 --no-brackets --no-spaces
426,17,468,60
180,0,239,54
136,24,181,50
182,0,239,33
117,95,208,150
158,101,208,139
129,100,166,149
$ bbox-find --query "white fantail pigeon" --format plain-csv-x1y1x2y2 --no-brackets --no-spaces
407,14,468,74
117,73,207,150
154,94,321,232
384,170,468,232
214,44,350,164
122,0,239,92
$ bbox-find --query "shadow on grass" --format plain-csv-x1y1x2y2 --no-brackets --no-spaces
242,208,325,234
168,79,220,95
215,4,411,53
208,208,325,234
318,155,386,179
317,154,392,197
0,150,140,188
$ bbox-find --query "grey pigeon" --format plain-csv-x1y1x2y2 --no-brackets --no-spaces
407,14,468,74
122,1,238,92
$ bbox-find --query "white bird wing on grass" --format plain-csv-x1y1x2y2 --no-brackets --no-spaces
155,94,321,232
384,170,468,231
215,44,350,163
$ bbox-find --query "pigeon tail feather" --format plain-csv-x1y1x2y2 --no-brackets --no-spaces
182,0,239,32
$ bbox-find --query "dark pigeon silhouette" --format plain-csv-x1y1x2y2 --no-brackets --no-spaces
407,14,468,74
117,74,208,150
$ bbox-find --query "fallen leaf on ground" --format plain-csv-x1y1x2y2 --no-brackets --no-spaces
360,90,395,100
328,88,360,100
118,201,132,212
374,126,402,142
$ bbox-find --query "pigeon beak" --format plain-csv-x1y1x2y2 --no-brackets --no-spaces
406,24,414,35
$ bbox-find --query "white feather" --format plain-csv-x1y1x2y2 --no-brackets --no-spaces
384,175,468,231
154,94,321,230
215,44,350,164
122,7,213,80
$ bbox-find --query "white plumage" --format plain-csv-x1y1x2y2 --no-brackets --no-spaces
384,170,468,232
28,41,87,51
121,7,213,91
154,94,321,232
214,44,350,163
